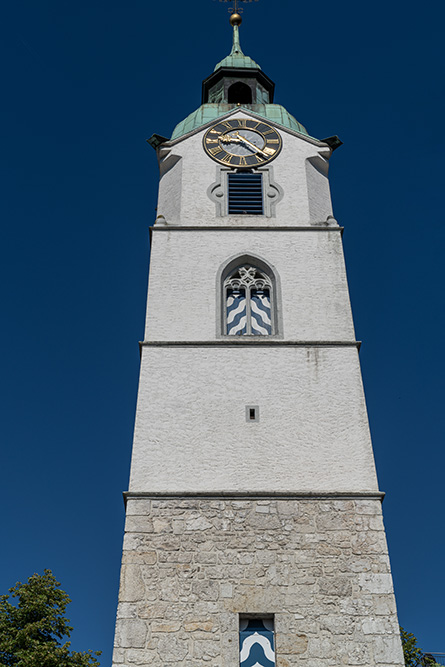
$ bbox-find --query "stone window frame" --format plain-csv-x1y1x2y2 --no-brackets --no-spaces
207,165,284,218
216,253,283,339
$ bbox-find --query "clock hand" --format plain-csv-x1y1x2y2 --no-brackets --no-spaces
233,131,268,158
219,133,242,145
219,131,269,158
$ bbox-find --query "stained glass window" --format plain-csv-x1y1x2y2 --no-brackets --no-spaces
239,618,275,667
224,265,273,336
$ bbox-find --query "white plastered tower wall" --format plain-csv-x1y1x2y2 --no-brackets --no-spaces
129,111,378,495
112,106,404,663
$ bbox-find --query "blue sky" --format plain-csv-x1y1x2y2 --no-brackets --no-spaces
1,0,444,663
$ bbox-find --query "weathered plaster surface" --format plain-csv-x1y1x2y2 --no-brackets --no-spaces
144,230,355,342
112,498,404,667
129,346,378,493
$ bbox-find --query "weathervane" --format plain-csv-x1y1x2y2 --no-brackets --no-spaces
217,0,259,26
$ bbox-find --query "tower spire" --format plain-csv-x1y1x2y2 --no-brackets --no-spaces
230,22,243,56
212,0,261,71
217,0,258,62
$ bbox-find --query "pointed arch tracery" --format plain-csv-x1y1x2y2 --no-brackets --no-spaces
224,263,273,336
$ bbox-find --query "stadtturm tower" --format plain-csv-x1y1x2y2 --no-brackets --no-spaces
112,11,404,667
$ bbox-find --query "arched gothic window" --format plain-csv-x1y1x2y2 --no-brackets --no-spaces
224,265,273,336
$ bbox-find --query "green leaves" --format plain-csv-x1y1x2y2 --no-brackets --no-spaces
400,627,441,667
0,570,101,667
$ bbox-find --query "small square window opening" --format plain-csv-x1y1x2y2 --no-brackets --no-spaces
246,405,259,422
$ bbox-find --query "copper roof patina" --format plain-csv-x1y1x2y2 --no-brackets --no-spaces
171,104,308,141
170,24,309,142
213,24,260,71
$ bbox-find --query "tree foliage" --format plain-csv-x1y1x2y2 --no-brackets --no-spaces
400,627,440,667
0,570,101,667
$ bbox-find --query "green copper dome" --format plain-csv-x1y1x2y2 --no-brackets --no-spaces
171,104,308,141
169,23,309,142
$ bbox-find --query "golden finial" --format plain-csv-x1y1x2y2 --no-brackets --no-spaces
218,0,259,25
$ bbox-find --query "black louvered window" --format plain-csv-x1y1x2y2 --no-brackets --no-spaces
228,173,263,215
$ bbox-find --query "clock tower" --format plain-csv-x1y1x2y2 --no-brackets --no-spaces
112,11,404,667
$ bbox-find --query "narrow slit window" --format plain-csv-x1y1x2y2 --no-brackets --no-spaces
228,173,263,215
246,406,259,422
240,617,275,666
225,265,273,336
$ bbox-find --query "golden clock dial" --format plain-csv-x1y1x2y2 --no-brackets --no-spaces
203,118,282,168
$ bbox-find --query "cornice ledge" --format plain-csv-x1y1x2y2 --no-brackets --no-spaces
150,225,344,232
140,340,361,348
124,490,385,501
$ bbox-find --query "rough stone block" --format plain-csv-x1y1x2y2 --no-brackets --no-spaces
373,636,405,664
338,641,370,665
185,515,213,531
112,498,403,667
116,603,138,619
183,618,215,632
319,576,352,597
156,635,189,662
277,633,308,654
112,647,125,663
114,619,148,648
126,499,151,516
119,564,145,603
308,637,334,658
125,516,153,533
192,638,221,659
151,621,181,632
220,583,233,598
192,580,220,601
359,573,394,595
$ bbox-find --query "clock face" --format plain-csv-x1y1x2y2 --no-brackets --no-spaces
203,118,282,168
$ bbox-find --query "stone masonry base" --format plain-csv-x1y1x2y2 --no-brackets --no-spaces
112,497,404,666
